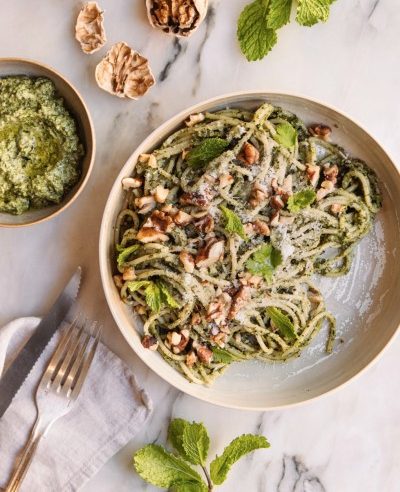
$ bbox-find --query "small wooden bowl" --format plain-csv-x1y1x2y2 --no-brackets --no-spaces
0,58,95,227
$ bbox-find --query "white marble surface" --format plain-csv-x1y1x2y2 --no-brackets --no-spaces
0,0,399,490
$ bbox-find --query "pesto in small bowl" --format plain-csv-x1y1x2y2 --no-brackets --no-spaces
0,76,84,215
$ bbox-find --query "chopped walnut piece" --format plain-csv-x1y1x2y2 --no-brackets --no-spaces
95,42,155,99
316,180,335,201
145,210,175,232
141,335,158,351
136,228,169,243
309,124,332,140
173,329,190,354
253,219,270,236
194,214,214,233
206,292,232,327
139,153,158,168
238,142,260,166
270,195,285,210
228,286,251,320
185,113,205,126
191,313,202,325
270,211,280,227
249,182,268,208
174,210,192,226
239,272,262,287
113,274,123,289
180,190,212,208
279,215,295,226
75,2,106,54
179,251,195,273
122,267,136,281
196,345,213,364
146,0,208,37
282,175,293,195
323,164,339,184
122,177,143,190
195,238,224,268
211,332,227,348
134,195,156,214
186,350,198,367
153,185,169,203
167,331,182,346
306,165,321,187
331,203,344,214
219,173,234,188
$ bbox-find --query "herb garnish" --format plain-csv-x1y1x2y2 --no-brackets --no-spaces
246,243,282,280
287,189,316,213
220,205,247,240
187,138,229,168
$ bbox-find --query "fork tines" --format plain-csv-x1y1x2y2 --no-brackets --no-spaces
41,316,101,399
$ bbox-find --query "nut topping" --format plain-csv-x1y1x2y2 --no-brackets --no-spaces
136,228,169,243
185,113,205,126
141,335,159,351
153,185,169,203
174,210,193,226
195,238,225,268
219,174,234,188
134,195,156,214
180,190,212,208
323,164,339,184
113,274,123,289
206,292,232,327
196,345,213,364
139,154,158,168
95,42,155,99
306,164,321,187
179,251,195,273
146,0,209,37
331,203,344,214
228,286,251,320
186,350,198,367
122,267,136,281
75,2,106,54
194,214,214,233
316,180,335,201
253,219,270,236
249,182,269,208
238,142,260,166
122,177,143,190
270,211,280,227
309,124,332,140
270,195,285,210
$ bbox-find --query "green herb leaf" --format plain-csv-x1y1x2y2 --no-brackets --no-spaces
273,121,298,149
126,280,151,293
133,444,206,489
158,281,180,309
296,0,331,27
246,244,282,281
212,347,238,364
182,422,210,466
144,283,163,312
266,306,297,340
117,244,140,267
237,0,278,62
220,205,247,240
187,138,229,168
210,434,270,485
267,0,292,29
168,419,189,458
170,482,208,492
287,188,316,213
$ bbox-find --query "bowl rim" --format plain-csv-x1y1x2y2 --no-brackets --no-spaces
0,57,96,228
99,90,400,410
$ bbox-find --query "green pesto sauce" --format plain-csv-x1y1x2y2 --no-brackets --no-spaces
0,76,84,215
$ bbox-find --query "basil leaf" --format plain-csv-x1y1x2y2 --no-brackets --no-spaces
267,307,297,340
211,347,238,364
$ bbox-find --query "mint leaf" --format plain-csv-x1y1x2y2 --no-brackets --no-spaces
287,189,316,213
273,121,297,149
246,244,282,281
117,244,140,267
267,307,297,340
126,280,151,293
171,483,208,492
237,0,278,62
220,205,247,240
133,444,206,489
210,435,270,485
158,281,180,309
168,419,188,458
144,283,163,312
212,347,238,364
267,0,292,29
296,0,331,27
182,422,210,466
187,138,228,168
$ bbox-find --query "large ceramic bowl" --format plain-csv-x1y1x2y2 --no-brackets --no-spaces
100,92,400,410
0,58,95,227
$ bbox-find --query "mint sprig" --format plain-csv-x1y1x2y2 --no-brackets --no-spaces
133,418,270,491
287,188,316,213
237,0,337,61
246,243,282,281
187,138,229,168
220,205,247,240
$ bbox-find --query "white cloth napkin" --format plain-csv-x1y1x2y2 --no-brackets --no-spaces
0,317,152,491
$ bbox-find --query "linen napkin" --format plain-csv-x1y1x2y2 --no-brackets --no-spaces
0,317,152,492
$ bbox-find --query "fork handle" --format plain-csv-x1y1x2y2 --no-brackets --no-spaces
5,420,46,492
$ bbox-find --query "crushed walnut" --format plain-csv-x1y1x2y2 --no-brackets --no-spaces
195,238,225,268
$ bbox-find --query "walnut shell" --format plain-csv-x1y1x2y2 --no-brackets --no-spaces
146,0,208,38
75,2,106,54
95,42,155,99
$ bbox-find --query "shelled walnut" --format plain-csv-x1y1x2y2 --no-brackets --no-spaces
146,0,208,37
95,42,155,99
75,2,106,54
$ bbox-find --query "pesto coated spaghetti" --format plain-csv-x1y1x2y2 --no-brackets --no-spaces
113,103,382,385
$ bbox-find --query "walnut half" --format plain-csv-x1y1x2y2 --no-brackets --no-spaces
146,0,208,37
95,42,155,99
75,2,106,54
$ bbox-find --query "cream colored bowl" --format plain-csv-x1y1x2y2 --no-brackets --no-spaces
99,92,400,410
0,58,95,227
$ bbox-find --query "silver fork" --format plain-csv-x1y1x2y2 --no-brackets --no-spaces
5,317,101,492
